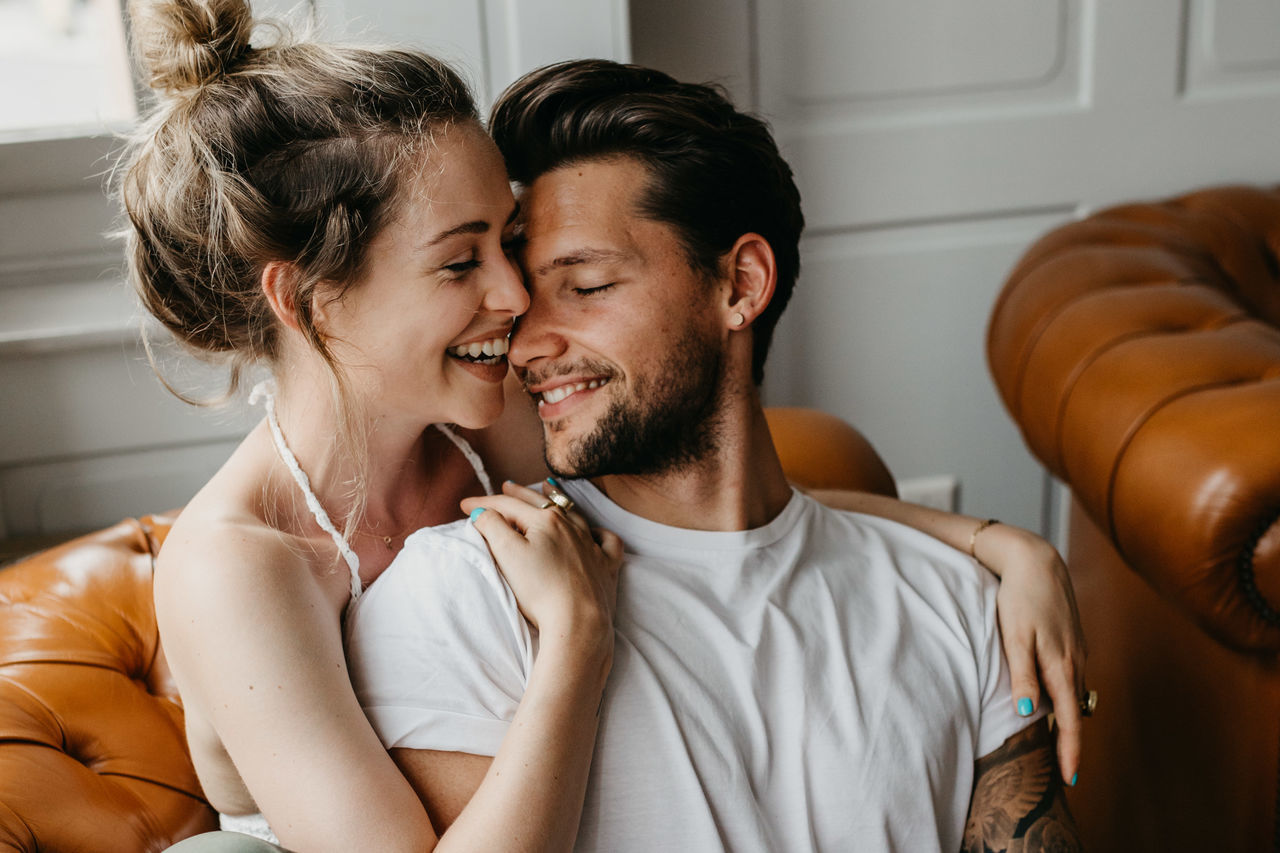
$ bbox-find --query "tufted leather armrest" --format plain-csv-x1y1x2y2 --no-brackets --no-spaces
988,184,1280,655
0,515,216,852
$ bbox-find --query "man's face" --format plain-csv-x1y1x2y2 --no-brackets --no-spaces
509,156,727,479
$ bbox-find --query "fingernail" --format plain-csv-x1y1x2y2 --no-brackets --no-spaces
469,507,486,522
1070,772,1078,787
1017,697,1034,717
546,476,560,487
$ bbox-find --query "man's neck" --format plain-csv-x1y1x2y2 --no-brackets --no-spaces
589,403,793,532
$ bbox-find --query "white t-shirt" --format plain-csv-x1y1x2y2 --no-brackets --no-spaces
345,480,1039,852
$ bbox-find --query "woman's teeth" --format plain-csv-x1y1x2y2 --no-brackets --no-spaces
448,336,509,362
540,379,605,405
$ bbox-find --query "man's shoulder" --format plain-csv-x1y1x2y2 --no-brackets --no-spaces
383,519,495,579
349,519,507,621
801,497,998,603
401,517,491,561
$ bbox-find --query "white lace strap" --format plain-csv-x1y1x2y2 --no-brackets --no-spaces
250,380,362,599
434,423,494,496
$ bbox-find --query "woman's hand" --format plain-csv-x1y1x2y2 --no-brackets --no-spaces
807,488,1089,787
975,522,1087,787
461,482,622,671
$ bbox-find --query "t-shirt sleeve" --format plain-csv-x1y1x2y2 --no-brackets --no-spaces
973,573,1046,758
344,523,533,756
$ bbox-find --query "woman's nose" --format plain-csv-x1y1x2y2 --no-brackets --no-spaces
507,291,567,368
485,254,530,316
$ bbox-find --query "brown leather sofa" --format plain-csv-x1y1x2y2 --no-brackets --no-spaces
0,515,217,851
0,408,893,852
988,184,1280,852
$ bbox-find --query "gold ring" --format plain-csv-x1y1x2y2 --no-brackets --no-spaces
1079,689,1098,717
545,487,576,514
537,500,556,510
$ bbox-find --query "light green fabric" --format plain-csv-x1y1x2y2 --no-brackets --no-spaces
165,831,293,852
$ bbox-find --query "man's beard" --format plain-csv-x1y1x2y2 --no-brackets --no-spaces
541,329,724,480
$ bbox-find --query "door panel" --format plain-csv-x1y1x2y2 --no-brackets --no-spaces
634,0,1280,535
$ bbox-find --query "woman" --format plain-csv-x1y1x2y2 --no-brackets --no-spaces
127,1,620,849
120,0,1083,849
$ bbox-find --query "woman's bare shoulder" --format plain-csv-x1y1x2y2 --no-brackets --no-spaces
154,444,339,625
154,477,350,715
156,512,322,639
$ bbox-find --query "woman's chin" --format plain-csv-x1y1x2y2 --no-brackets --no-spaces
441,394,506,431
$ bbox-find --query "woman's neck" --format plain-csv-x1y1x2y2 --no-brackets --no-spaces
267,375,445,535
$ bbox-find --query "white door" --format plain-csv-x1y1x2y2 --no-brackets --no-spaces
633,0,1280,539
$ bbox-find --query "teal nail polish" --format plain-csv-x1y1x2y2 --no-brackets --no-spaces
546,476,560,487
469,507,486,522
1070,772,1078,787
1017,697,1034,717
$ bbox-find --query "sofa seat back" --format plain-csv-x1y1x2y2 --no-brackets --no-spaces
0,516,216,852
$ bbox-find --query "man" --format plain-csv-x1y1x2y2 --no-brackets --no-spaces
346,60,1080,851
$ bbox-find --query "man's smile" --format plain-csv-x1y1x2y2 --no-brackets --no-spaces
523,370,615,419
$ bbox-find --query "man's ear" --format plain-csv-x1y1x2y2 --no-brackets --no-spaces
260,261,306,333
723,233,777,331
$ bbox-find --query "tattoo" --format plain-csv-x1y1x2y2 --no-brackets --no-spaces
962,719,1081,852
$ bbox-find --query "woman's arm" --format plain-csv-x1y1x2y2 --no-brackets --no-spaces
807,488,1086,786
156,506,620,853
156,526,434,851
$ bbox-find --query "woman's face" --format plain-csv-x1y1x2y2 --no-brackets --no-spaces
320,122,528,431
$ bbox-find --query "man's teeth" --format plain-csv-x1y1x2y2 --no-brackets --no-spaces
540,379,605,405
448,337,509,360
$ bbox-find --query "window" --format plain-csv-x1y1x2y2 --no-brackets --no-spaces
0,0,136,141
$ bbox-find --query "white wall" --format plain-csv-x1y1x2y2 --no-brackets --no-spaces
631,0,1280,540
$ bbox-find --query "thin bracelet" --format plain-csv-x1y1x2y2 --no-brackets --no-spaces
968,518,1000,560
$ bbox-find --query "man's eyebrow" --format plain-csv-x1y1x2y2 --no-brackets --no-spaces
533,248,631,277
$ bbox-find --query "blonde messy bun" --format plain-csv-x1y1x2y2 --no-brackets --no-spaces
118,0,479,395
128,0,253,94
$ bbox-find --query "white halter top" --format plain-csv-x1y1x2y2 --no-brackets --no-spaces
249,379,493,600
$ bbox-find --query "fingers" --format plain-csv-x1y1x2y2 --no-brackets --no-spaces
539,478,591,533
466,505,526,553
461,481,592,533
462,493,572,537
462,483,621,639
1042,660,1083,786
502,479,556,508
594,527,624,563
461,485,603,558
1003,631,1042,722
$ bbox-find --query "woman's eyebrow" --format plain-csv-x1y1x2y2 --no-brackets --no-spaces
421,203,519,250
423,220,489,248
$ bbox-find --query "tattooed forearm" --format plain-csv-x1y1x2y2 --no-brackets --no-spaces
962,718,1081,852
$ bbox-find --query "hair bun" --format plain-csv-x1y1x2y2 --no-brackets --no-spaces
129,0,253,94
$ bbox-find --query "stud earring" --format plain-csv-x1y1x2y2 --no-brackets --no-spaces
730,312,746,328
